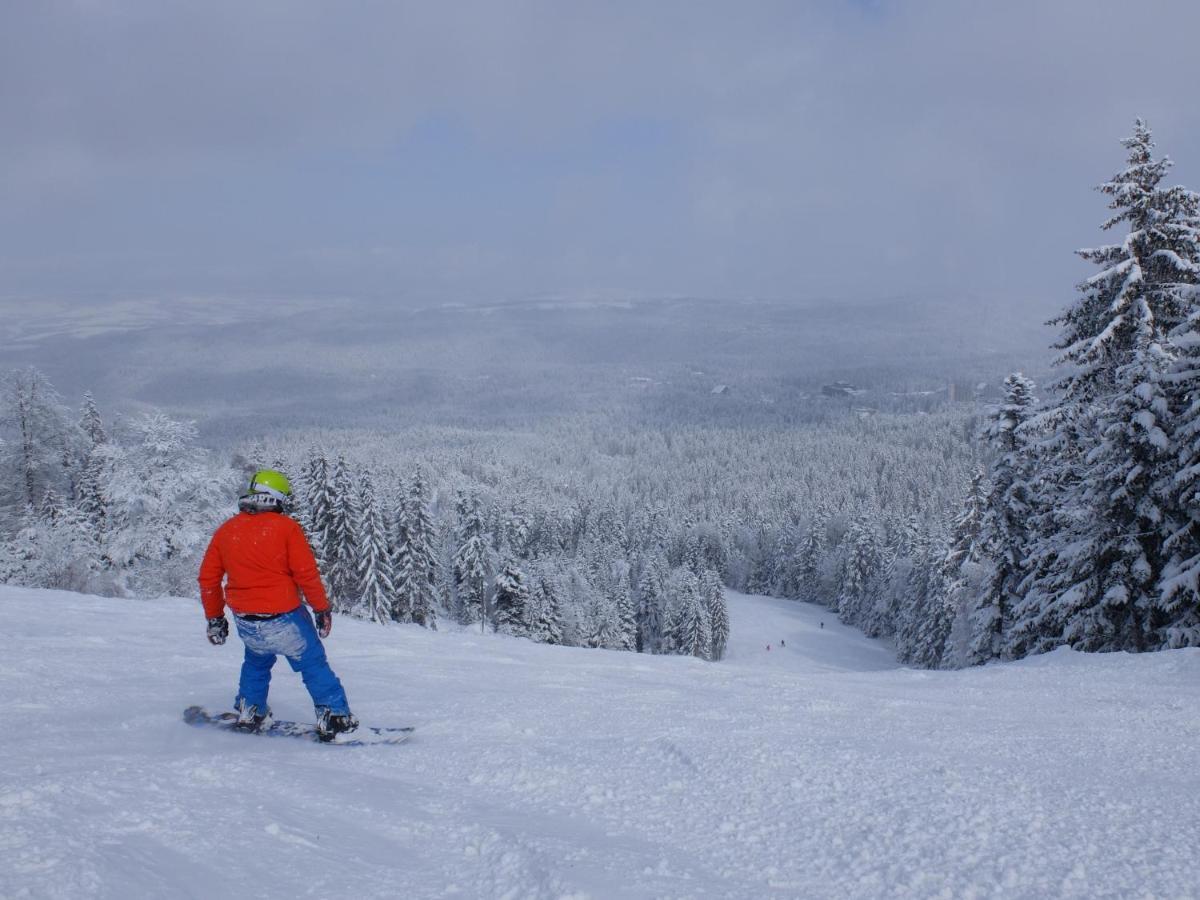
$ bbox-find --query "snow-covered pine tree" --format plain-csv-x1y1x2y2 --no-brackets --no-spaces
671,568,711,659
289,452,316,542
397,468,439,628
1052,121,1194,411
1154,182,1200,647
861,535,898,639
75,448,110,534
771,522,803,599
635,554,667,653
493,561,531,637
969,374,1038,664
73,394,112,536
506,509,532,560
79,392,107,449
1022,120,1200,655
936,469,989,667
1161,306,1200,647
453,492,490,627
700,569,729,660
356,474,396,624
797,504,829,603
0,367,76,518
745,525,775,596
324,456,361,614
894,527,947,666
613,564,637,651
584,590,620,649
527,568,565,644
836,515,879,628
1070,323,1174,651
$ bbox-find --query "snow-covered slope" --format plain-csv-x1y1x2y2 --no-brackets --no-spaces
3,587,1197,899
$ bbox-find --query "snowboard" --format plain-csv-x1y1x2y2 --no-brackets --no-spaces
183,705,414,746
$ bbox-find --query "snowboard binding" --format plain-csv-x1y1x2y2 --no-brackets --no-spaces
315,707,359,742
234,699,272,733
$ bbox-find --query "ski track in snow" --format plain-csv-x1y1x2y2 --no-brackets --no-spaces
2,587,1198,899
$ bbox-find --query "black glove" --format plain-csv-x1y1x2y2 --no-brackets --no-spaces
315,610,332,639
207,616,229,646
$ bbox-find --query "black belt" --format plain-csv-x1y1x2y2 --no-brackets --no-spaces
237,611,287,621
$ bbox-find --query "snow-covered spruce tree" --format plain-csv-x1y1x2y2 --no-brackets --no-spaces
701,569,730,660
1161,305,1200,647
601,557,637,651
894,527,950,667
453,492,491,627
0,367,77,521
395,468,439,628
356,474,396,624
797,504,829,603
527,568,565,645
869,516,920,641
1153,163,1200,647
1053,121,1196,408
585,590,620,650
635,554,667,653
936,469,989,668
836,514,879,629
294,451,331,563
667,567,710,659
968,374,1038,664
860,535,899,639
493,561,531,637
79,392,107,449
771,522,803,599
1074,324,1175,650
74,396,113,537
1021,120,1200,655
506,509,533,560
324,456,362,614
745,525,775,596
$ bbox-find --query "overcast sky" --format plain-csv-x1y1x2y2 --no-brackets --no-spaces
2,0,1198,312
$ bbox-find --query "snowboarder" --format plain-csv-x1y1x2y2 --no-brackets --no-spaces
198,469,358,741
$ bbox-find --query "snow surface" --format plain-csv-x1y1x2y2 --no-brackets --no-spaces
2,586,1198,899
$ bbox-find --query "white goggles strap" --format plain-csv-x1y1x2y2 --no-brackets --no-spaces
251,483,289,503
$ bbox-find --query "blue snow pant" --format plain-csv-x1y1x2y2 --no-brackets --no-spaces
232,607,350,716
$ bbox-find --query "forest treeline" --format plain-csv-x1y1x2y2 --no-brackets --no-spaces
0,369,971,663
2,120,1197,666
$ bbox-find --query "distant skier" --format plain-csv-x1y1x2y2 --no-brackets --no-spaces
198,469,358,741
820,622,824,629
766,644,771,652
780,639,786,648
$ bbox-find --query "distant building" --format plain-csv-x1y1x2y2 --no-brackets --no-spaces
822,381,862,398
711,384,729,395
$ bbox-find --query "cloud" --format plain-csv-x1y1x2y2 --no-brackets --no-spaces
1,0,1198,308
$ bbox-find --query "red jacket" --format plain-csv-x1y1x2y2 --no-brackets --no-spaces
198,512,331,619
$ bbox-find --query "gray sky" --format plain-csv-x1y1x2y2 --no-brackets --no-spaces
2,0,1198,312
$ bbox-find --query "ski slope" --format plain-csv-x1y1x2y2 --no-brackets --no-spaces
2,587,1198,899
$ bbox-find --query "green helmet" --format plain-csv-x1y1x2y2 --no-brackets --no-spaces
249,469,292,499
240,469,292,513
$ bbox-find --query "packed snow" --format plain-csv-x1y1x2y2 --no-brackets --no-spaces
2,586,1197,899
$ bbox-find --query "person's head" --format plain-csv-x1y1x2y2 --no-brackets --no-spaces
238,469,293,514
